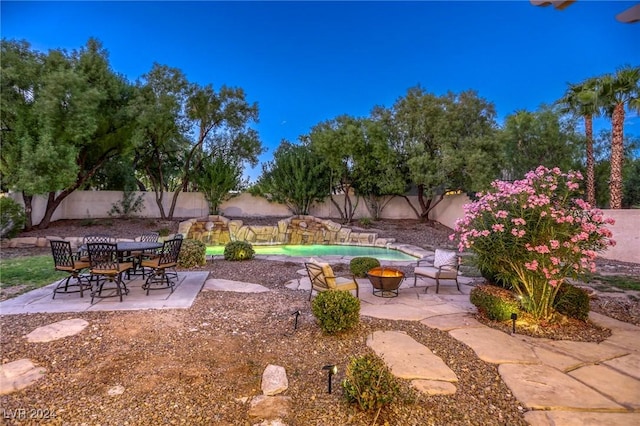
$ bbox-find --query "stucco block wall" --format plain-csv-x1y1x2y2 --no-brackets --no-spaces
7,191,638,263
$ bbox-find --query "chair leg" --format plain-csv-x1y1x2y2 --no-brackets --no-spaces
435,277,440,294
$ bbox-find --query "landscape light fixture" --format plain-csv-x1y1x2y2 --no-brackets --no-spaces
292,310,301,330
322,364,338,393
511,313,518,334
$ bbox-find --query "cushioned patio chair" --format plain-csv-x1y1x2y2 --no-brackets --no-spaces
413,249,461,294
79,234,116,262
87,242,133,303
130,232,160,278
50,240,92,299
305,261,359,300
140,237,183,295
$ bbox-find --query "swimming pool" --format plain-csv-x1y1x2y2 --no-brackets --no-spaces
206,244,418,261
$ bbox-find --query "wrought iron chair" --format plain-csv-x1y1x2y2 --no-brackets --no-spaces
140,238,183,295
413,249,461,293
304,262,359,301
130,232,160,278
87,242,133,303
79,234,116,262
50,240,92,299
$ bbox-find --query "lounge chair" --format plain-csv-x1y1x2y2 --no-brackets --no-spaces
305,261,359,300
413,249,461,293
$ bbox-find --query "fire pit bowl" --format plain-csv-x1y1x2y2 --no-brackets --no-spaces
366,267,405,298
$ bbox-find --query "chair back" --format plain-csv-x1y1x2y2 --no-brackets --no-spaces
87,242,120,273
139,232,159,243
83,234,115,244
50,240,75,269
158,238,182,266
305,262,337,290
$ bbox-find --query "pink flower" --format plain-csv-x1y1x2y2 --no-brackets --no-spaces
525,260,538,271
492,224,505,232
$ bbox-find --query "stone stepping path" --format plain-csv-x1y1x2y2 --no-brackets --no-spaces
366,330,458,395
25,318,89,343
0,359,47,395
203,278,269,293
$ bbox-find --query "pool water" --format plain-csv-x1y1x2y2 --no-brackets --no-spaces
206,244,417,261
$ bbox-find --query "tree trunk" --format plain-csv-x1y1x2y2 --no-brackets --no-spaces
416,184,445,222
609,103,625,209
21,192,34,231
399,195,421,219
585,115,596,207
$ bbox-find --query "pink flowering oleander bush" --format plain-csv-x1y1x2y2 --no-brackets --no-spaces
451,166,615,320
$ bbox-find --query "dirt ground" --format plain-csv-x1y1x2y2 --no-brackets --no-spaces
1,217,638,425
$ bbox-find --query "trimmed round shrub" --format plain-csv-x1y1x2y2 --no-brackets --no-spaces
342,353,400,411
0,197,26,239
554,283,590,321
223,241,255,261
470,284,521,321
311,290,360,334
350,257,381,278
177,239,207,268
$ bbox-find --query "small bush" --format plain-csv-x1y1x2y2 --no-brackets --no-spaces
470,284,521,321
350,257,381,278
311,290,360,334
358,217,373,228
178,239,207,268
342,353,400,411
554,283,590,321
157,228,171,237
0,197,26,239
108,191,145,218
224,241,255,261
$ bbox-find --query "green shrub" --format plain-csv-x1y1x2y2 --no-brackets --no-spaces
0,197,26,239
358,217,372,228
108,191,145,218
342,353,400,411
311,290,360,334
224,241,255,261
157,228,171,237
349,257,381,278
554,283,590,321
470,284,521,321
178,239,207,268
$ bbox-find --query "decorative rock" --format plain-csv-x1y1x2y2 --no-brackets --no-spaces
448,327,539,364
261,364,288,396
26,319,90,343
107,385,126,396
248,395,292,420
0,359,46,395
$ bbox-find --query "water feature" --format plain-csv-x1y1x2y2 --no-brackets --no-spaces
205,244,418,261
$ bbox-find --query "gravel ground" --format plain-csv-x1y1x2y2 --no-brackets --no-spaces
1,217,638,425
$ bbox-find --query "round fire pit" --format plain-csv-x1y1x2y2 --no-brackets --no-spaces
366,267,405,298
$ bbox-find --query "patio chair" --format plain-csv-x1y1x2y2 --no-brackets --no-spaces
130,232,160,278
79,234,116,261
140,238,183,295
305,262,359,301
50,240,92,299
413,249,461,294
87,242,133,303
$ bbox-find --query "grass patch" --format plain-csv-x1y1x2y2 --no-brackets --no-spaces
0,255,66,296
583,274,640,292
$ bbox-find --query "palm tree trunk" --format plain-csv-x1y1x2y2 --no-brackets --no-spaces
585,115,595,206
609,103,625,209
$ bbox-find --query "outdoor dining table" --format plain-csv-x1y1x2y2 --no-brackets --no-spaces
78,241,164,279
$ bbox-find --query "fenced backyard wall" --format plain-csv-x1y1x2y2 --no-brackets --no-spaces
8,191,639,263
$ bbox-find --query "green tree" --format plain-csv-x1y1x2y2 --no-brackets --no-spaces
0,38,135,229
389,86,502,220
306,115,365,223
599,65,640,209
500,105,582,180
558,77,601,206
193,154,246,214
130,63,191,219
252,141,330,215
351,116,409,219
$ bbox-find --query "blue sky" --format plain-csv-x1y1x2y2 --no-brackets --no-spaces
2,1,639,181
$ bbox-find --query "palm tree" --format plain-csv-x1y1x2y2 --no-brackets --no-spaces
558,78,601,206
600,65,640,209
